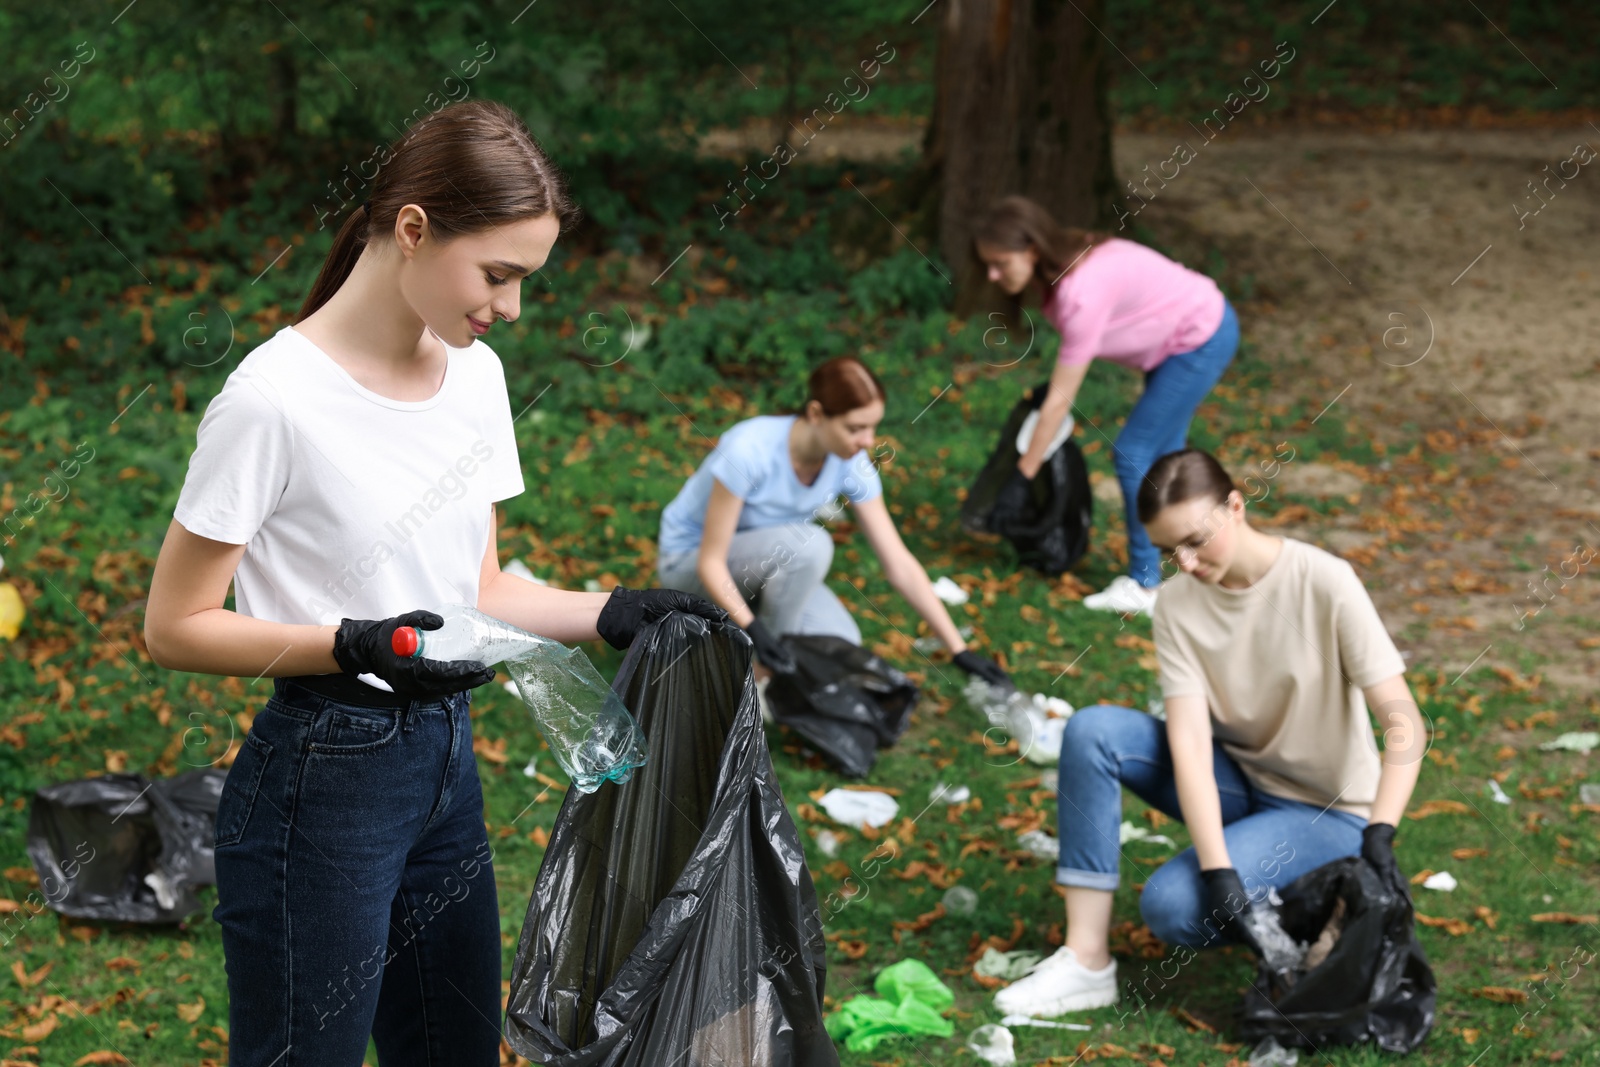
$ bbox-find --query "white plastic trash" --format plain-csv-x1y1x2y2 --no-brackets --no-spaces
967,1023,1017,1066
815,830,841,857
1016,829,1060,861
1015,408,1076,460
930,782,971,805
1249,1036,1300,1067
931,576,970,605
1119,820,1175,848
817,788,899,829
1421,870,1457,891
1486,779,1513,805
1540,732,1599,753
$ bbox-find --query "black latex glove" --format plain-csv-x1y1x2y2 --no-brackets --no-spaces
596,586,727,650
332,610,496,698
1361,822,1411,904
988,468,1034,528
1199,866,1260,950
953,650,1012,690
745,618,797,675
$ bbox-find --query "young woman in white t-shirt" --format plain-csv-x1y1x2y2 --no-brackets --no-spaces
144,100,721,1065
996,448,1425,1018
656,356,1011,690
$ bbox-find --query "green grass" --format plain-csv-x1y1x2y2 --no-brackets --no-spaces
2,71,1598,1063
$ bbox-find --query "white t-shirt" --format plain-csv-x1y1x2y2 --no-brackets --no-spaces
174,326,525,686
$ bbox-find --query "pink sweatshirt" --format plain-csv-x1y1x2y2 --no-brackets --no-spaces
1042,238,1225,371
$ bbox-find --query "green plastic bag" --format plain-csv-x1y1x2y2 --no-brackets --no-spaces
824,959,955,1052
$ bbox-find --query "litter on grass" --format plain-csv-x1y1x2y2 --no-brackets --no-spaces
930,782,971,804
1421,871,1457,892
942,885,979,915
966,1023,1017,1066
1579,783,1600,805
973,948,1043,981
815,830,841,857
818,788,899,829
1486,779,1513,805
1248,1035,1300,1067
824,959,954,1052
1119,820,1176,848
1540,732,1599,752
1015,829,1060,861
931,576,970,605
964,678,1075,765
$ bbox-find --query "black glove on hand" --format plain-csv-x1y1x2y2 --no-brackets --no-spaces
1199,866,1260,949
1360,822,1410,903
745,618,797,675
953,650,1012,690
988,468,1034,528
333,610,496,698
596,586,728,650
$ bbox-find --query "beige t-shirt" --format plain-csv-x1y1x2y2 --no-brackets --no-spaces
1152,538,1406,819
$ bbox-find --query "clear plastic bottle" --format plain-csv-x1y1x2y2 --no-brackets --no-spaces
392,604,646,793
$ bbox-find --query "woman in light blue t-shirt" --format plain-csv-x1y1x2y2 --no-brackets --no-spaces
658,357,1012,687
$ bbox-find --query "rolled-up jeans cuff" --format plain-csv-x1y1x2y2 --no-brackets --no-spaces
1056,866,1120,891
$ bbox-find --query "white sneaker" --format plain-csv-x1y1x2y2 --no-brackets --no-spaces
993,946,1119,1016
1082,575,1158,616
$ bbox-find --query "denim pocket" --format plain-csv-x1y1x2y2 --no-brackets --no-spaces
307,702,401,754
215,731,273,848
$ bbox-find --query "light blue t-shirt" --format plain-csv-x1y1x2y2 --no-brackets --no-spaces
658,415,884,557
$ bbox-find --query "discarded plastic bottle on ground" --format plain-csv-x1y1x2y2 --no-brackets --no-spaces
942,885,979,915
392,604,646,793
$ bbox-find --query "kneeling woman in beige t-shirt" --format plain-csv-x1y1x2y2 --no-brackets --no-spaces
996,448,1426,1018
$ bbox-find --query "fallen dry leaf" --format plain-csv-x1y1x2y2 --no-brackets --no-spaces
1451,847,1489,860
11,960,51,988
1406,799,1473,819
176,996,205,1022
20,1016,57,1042
1415,912,1473,936
1531,912,1599,924
74,1054,130,1066
1470,986,1529,1004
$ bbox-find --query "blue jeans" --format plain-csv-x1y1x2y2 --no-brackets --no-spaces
1056,704,1366,948
213,679,503,1066
658,522,861,643
1116,298,1240,587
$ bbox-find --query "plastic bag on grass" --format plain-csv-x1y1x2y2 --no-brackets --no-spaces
26,768,227,923
1238,857,1436,1053
764,634,918,778
960,380,1093,575
505,612,837,1067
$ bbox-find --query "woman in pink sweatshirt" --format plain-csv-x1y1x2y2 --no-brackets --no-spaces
975,195,1239,615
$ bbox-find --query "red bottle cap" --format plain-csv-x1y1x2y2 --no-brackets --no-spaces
391,627,420,657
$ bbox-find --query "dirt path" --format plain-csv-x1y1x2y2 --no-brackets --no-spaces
700,118,1600,699
1112,125,1600,699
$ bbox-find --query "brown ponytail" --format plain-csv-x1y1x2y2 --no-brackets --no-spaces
1137,448,1238,524
296,100,580,322
974,195,1106,290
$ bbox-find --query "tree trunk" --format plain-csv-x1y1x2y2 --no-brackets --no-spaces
928,0,1122,316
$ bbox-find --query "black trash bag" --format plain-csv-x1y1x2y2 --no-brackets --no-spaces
505,612,838,1067
764,634,918,778
1238,857,1436,1053
960,379,1093,575
26,768,227,923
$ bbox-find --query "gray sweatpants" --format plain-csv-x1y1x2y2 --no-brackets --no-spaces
657,521,861,644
